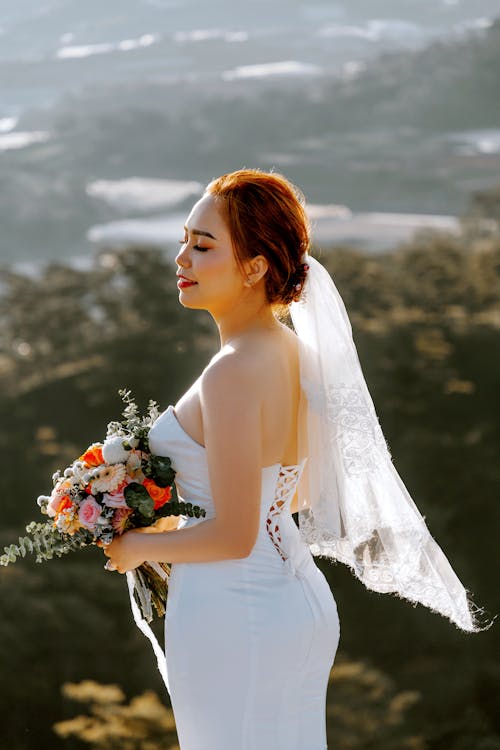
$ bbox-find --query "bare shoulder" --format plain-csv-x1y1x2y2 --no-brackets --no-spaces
202,324,297,400
200,341,264,408
198,340,264,469
199,323,300,467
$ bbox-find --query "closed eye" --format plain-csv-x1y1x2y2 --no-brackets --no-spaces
178,239,209,251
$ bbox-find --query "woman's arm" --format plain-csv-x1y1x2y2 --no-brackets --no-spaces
104,352,263,573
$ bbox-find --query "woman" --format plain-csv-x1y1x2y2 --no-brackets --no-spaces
104,169,484,749
105,169,339,749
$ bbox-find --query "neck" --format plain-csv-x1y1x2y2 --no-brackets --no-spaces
214,297,280,348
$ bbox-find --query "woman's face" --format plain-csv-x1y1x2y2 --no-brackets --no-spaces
175,193,247,315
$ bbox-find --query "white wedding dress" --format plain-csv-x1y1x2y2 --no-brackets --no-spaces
148,405,340,750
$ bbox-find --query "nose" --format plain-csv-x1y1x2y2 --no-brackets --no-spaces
175,241,191,269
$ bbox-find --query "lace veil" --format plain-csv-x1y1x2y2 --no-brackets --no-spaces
290,254,490,632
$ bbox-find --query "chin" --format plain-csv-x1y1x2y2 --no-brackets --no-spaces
178,290,205,311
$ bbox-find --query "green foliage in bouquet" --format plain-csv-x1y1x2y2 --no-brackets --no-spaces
0,521,91,566
124,483,157,520
146,455,175,488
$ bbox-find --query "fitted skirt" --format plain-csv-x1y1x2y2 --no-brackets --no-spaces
164,550,340,750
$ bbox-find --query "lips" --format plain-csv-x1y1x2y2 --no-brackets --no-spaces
177,274,197,289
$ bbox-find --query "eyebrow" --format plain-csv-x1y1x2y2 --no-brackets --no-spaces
184,226,217,240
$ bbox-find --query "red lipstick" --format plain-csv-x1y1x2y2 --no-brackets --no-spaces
177,274,197,289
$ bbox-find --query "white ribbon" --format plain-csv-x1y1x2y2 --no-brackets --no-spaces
126,570,170,693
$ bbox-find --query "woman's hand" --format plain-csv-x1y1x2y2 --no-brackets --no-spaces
103,529,147,574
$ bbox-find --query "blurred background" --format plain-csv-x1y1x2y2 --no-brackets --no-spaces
0,1,499,748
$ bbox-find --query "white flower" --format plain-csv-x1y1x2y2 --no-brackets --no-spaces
71,461,87,483
90,463,126,494
126,450,142,472
102,435,131,465
37,495,50,513
125,450,146,481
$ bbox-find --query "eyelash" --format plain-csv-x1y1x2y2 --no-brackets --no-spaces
178,240,208,252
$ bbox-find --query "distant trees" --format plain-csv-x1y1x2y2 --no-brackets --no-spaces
0,247,217,399
461,184,500,240
1,186,499,409
323,230,500,322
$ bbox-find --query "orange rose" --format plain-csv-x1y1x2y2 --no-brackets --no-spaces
47,481,73,517
79,444,104,467
143,479,172,510
54,495,73,518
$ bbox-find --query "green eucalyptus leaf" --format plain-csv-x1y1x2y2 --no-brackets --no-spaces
124,482,155,518
150,455,175,487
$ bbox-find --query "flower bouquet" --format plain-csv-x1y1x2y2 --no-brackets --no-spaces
0,389,205,622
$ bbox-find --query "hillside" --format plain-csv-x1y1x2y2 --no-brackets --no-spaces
1,19,499,263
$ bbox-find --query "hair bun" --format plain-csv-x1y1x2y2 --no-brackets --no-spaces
280,260,309,305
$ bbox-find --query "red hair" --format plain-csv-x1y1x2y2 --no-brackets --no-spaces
205,169,310,305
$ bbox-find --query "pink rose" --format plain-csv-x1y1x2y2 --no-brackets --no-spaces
47,491,62,518
102,477,131,508
78,496,102,530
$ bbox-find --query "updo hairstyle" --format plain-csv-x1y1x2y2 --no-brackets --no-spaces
205,169,311,306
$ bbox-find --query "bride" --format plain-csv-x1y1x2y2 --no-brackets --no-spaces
104,169,484,750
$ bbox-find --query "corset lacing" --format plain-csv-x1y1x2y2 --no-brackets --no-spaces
265,462,307,577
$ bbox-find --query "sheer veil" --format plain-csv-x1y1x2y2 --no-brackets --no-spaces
290,254,491,633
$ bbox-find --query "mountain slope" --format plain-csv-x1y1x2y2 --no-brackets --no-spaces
1,19,499,262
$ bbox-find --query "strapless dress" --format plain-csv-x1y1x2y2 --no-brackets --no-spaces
147,405,340,750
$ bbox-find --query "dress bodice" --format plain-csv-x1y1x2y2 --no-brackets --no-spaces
148,405,310,573
149,405,214,515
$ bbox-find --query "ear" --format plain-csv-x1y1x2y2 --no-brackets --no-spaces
243,255,269,287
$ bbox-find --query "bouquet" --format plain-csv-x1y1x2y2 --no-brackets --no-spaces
0,389,205,621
